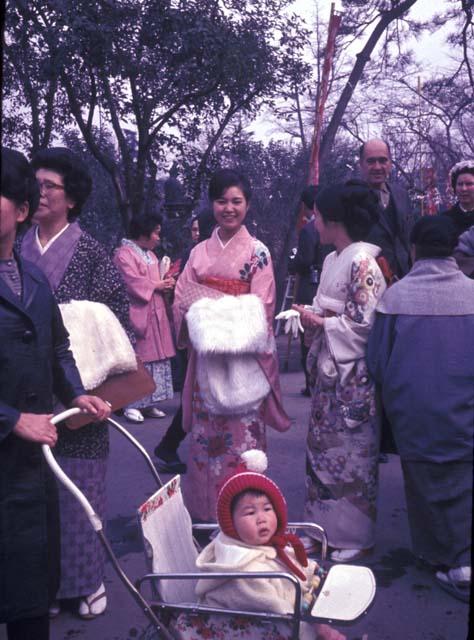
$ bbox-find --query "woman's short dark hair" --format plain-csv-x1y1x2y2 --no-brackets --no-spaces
315,179,379,242
208,168,252,203
410,216,458,259
31,147,92,221
1,147,39,221
128,212,163,240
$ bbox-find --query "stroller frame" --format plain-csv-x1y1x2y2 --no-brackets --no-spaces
44,408,375,640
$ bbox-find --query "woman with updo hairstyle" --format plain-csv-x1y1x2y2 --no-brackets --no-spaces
114,212,176,423
19,147,130,619
442,160,474,238
173,168,290,521
292,180,386,563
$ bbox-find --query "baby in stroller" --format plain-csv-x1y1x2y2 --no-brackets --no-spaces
195,450,346,640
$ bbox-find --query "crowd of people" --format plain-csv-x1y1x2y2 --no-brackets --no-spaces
1,141,473,640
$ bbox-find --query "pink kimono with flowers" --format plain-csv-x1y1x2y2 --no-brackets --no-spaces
174,226,290,520
114,241,176,405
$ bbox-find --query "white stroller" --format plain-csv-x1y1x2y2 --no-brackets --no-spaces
44,408,376,640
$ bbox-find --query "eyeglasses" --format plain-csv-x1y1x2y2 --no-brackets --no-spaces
37,180,65,194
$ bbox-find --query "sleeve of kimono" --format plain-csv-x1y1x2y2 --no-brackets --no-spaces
324,252,387,364
173,251,198,349
113,247,157,304
366,311,397,385
249,240,276,327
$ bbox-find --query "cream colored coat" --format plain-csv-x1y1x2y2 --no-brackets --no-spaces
196,532,316,640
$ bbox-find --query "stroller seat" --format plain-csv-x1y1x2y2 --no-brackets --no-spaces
137,475,376,640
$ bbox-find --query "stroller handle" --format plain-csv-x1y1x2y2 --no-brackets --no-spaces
42,407,102,531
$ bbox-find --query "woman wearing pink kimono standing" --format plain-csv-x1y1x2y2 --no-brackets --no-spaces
114,213,176,423
174,169,290,521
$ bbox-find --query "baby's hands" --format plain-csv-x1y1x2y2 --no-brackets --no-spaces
315,623,346,640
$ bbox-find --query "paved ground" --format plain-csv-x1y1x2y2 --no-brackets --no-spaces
1,338,471,639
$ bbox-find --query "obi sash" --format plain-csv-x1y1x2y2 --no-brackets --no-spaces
200,276,250,296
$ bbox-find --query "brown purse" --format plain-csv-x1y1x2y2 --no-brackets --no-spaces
65,357,156,429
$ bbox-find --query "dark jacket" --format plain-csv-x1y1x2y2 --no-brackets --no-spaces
0,255,85,623
367,183,412,279
441,203,474,239
292,221,332,304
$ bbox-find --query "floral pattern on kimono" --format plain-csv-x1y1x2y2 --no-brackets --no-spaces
304,243,386,550
170,613,293,640
173,226,289,521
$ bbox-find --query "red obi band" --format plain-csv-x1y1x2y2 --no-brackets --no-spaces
201,276,250,296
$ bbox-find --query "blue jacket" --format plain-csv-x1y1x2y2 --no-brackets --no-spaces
0,255,84,622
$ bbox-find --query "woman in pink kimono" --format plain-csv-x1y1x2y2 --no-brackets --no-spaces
293,181,386,564
114,213,176,422
173,169,290,520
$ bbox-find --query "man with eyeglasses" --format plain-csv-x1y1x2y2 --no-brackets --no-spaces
359,138,412,282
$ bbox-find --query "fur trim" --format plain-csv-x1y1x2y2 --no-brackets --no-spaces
186,294,269,354
196,352,270,415
59,300,137,390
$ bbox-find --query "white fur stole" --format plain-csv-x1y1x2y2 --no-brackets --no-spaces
59,300,137,390
186,294,271,414
186,293,269,354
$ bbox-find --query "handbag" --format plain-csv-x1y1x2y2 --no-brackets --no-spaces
65,357,155,428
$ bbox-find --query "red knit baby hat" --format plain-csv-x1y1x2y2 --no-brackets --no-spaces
217,450,288,538
216,450,308,580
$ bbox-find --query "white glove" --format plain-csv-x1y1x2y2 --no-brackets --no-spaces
275,309,304,338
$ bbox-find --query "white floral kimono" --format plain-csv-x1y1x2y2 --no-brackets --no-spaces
304,242,386,550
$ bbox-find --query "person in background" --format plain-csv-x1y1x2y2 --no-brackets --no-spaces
20,147,129,619
291,185,332,397
114,212,176,423
442,160,474,239
173,168,290,521
154,209,216,474
0,147,110,640
293,180,386,563
367,216,473,603
359,138,412,281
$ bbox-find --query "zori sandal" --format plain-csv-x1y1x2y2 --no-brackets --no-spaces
78,582,107,619
435,567,471,603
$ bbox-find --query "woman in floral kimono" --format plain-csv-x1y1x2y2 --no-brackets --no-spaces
293,180,386,563
114,212,176,423
173,169,290,521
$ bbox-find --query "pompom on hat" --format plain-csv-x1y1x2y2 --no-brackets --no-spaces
217,449,309,581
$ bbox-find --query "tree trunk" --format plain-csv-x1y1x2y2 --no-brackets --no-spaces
319,0,419,168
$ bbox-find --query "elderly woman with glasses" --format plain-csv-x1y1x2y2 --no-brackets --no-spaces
19,147,130,620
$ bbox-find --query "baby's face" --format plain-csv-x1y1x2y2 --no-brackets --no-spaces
232,493,278,546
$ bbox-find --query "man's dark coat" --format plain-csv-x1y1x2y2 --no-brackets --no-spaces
367,183,413,279
0,255,84,623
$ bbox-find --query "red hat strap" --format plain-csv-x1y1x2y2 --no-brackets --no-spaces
270,532,309,582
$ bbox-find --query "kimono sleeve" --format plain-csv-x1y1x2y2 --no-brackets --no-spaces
367,311,397,386
173,252,198,349
324,252,386,364
113,247,156,304
249,240,276,327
